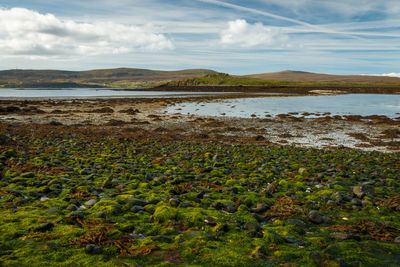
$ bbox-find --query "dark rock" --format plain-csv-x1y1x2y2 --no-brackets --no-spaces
68,211,84,220
85,244,103,254
0,134,11,145
231,187,239,194
255,135,265,141
67,204,78,211
222,202,237,213
151,235,173,243
196,191,205,199
34,222,54,232
308,210,323,224
131,205,144,213
204,216,217,226
353,185,374,198
351,198,362,206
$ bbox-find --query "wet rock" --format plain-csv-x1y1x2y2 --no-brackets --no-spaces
351,198,362,206
34,222,54,232
353,185,374,198
308,210,323,224
131,205,144,213
85,244,103,255
204,216,217,226
151,235,173,243
84,199,98,207
329,232,360,241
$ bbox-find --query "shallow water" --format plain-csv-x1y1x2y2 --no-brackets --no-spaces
167,94,400,118
0,88,228,98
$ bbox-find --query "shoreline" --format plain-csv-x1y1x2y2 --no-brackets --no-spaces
1,94,399,153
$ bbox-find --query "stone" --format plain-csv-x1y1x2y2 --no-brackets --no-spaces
67,204,78,211
131,205,144,213
308,210,323,224
351,198,362,206
222,202,237,213
204,216,217,226
179,202,194,208
169,198,180,207
34,222,54,232
394,236,400,243
353,185,374,198
84,199,98,207
251,203,269,213
68,211,84,220
85,244,103,255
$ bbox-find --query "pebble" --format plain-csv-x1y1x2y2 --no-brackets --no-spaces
308,210,323,224
85,244,103,255
353,185,374,198
34,222,54,232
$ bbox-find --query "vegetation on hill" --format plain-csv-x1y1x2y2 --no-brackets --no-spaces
0,68,216,88
165,73,400,88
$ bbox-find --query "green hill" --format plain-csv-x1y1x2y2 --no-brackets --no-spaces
0,68,216,88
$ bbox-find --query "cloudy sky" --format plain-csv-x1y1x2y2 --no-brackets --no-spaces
0,0,399,75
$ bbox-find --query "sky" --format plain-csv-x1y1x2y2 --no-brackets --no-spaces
0,0,399,76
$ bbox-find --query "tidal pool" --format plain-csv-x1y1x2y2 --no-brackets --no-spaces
166,94,400,118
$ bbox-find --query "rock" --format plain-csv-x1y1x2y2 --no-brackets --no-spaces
222,202,237,213
394,236,400,243
255,135,265,141
151,235,173,243
131,205,144,213
329,232,360,241
362,199,372,207
251,203,269,213
84,199,98,207
68,211,84,220
67,204,78,211
264,183,277,194
351,198,362,206
249,245,268,259
212,202,237,213
196,191,205,199
353,185,374,198
169,198,180,207
85,244,103,255
213,223,229,233
204,216,217,226
34,222,54,232
286,219,306,227
308,210,323,224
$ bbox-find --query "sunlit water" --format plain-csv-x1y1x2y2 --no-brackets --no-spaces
0,88,229,98
166,94,400,118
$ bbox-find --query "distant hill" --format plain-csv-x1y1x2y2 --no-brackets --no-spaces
0,68,216,88
245,70,400,83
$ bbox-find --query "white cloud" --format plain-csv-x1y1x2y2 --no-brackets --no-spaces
220,19,288,48
365,73,400,78
0,7,174,58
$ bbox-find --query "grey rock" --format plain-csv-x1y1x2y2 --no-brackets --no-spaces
67,204,78,211
394,236,400,243
85,244,103,255
222,202,237,213
84,199,98,207
308,210,323,224
243,222,261,232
